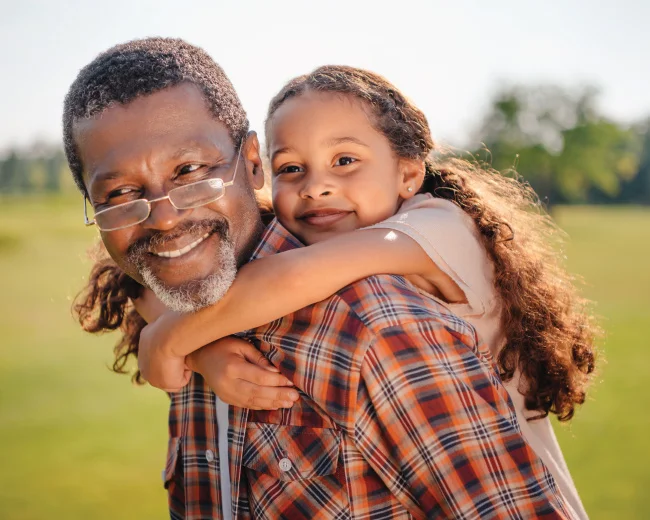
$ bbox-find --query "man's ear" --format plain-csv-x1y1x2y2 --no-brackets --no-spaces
398,158,425,199
242,131,265,190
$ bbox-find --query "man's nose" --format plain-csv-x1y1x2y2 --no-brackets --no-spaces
299,170,336,200
142,197,189,231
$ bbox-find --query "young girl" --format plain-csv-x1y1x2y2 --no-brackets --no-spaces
78,66,596,519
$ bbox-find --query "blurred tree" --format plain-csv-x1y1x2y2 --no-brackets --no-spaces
44,149,65,192
0,152,21,193
619,120,650,204
474,86,641,205
16,155,33,193
0,147,72,195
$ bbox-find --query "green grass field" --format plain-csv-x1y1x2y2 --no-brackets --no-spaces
1,196,648,519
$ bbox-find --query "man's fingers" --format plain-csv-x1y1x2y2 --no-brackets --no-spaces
238,341,280,372
233,361,293,387
234,380,300,409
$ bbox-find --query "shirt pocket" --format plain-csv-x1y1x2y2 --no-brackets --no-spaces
242,423,341,481
163,436,181,489
242,423,349,519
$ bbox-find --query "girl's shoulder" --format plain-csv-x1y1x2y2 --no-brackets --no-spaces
385,193,483,256
370,193,497,318
398,193,470,223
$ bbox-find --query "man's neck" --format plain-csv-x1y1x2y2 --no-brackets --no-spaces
237,214,267,267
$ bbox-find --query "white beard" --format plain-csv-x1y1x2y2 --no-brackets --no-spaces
138,239,237,313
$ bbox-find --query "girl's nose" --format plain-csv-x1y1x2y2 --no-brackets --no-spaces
298,171,335,200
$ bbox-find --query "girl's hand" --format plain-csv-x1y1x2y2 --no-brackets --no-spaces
132,288,168,324
188,337,300,410
138,313,191,392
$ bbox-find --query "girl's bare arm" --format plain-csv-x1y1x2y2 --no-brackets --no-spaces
158,228,460,357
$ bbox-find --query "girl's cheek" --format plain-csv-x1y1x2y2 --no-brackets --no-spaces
272,186,292,220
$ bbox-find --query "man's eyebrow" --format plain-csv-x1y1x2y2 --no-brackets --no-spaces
170,146,222,160
90,170,121,184
324,136,369,148
86,170,121,203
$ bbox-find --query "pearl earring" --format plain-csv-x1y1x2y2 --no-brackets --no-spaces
407,186,413,192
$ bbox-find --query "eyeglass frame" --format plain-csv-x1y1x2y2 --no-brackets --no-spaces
83,141,243,232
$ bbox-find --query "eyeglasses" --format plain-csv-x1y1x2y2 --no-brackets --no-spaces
84,145,242,232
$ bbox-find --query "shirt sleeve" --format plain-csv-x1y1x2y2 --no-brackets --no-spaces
368,194,496,317
354,319,571,519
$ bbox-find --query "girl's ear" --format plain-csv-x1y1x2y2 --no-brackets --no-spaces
243,131,265,190
398,158,425,199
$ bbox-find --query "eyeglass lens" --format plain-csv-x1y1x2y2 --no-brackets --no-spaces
94,178,226,231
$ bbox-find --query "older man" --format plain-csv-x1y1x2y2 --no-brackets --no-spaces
64,38,571,519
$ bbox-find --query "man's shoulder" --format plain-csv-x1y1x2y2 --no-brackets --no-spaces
335,274,475,339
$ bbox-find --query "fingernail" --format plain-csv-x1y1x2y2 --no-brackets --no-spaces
282,401,294,408
266,366,280,372
285,379,293,386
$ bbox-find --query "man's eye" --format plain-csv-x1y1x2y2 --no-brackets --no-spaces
107,187,138,201
334,156,357,167
275,165,303,175
178,164,203,175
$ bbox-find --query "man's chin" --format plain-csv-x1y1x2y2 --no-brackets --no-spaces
140,245,237,314
142,266,236,313
131,230,238,314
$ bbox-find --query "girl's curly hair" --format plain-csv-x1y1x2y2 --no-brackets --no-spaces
74,243,147,383
264,65,599,421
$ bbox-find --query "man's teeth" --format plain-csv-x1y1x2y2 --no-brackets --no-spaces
152,232,211,258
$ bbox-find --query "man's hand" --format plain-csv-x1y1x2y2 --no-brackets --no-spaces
188,337,300,410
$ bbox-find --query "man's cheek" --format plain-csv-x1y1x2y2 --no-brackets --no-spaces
100,232,143,282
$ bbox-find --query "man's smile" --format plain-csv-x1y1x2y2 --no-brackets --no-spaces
150,232,212,258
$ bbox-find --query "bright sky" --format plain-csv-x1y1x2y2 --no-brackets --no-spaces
1,0,648,152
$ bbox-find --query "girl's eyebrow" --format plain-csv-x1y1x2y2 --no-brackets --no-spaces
270,146,293,160
324,136,369,148
270,136,368,161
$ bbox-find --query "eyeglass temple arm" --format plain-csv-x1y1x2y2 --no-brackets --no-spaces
222,141,244,187
84,197,96,226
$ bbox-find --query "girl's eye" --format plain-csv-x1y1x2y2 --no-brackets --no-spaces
276,165,304,175
335,156,357,167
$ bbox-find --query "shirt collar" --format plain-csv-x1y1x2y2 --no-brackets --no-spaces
249,218,304,261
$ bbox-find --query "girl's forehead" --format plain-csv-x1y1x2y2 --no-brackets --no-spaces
280,90,366,113
268,91,377,139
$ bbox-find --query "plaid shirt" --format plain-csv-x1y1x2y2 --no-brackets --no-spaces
165,219,571,519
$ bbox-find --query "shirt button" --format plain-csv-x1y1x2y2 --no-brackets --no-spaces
205,449,215,463
278,457,293,472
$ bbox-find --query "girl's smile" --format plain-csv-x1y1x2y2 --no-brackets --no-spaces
296,206,354,227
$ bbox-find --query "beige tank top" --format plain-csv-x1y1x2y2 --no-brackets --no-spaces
370,193,588,520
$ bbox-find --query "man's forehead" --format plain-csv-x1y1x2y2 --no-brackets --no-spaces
74,86,236,182
74,84,229,144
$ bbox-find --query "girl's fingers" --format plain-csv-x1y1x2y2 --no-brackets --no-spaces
132,288,168,323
